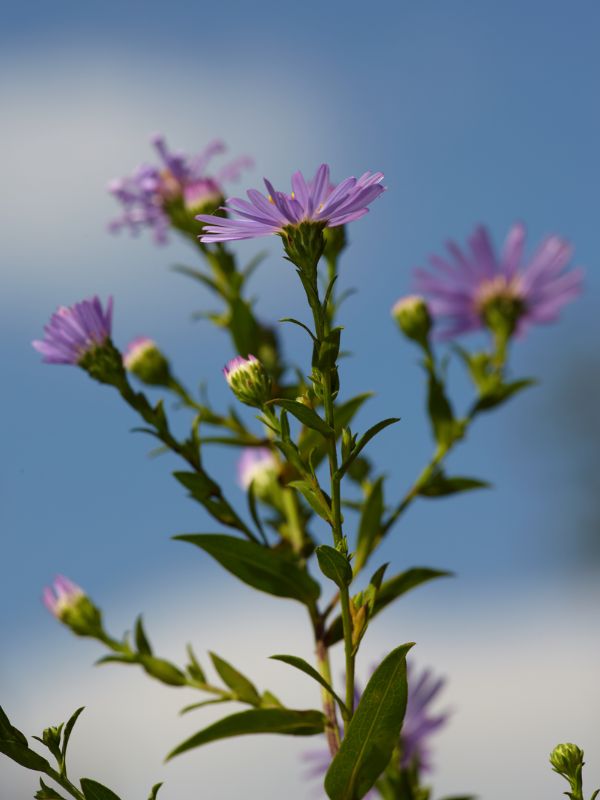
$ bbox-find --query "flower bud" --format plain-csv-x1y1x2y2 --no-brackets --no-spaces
183,178,224,214
43,576,103,638
550,742,585,781
237,448,280,499
392,295,432,345
123,337,171,386
223,355,270,408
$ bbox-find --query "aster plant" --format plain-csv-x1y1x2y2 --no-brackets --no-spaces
1,133,591,800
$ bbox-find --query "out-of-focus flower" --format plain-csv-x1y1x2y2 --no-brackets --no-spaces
302,662,448,793
197,164,385,243
108,134,253,244
223,354,270,407
237,447,279,491
123,336,171,386
43,576,103,637
392,294,432,345
32,296,113,365
413,223,583,340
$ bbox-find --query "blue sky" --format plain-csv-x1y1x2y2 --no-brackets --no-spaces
2,2,599,798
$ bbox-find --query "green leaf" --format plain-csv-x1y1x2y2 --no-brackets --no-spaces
138,655,187,686
418,470,491,498
185,644,207,684
355,477,385,566
173,472,253,536
61,706,84,764
300,392,372,468
279,317,317,343
180,698,231,715
472,378,536,414
0,706,52,774
325,568,451,646
315,545,352,588
80,778,123,800
427,372,462,447
166,708,325,760
288,480,333,523
209,652,261,705
324,643,414,799
268,399,333,437
270,655,348,715
134,615,153,655
147,783,163,800
340,419,400,475
35,779,67,800
175,534,320,606
315,327,342,372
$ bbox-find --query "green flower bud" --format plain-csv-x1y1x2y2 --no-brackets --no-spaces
392,295,432,346
123,337,171,386
550,742,585,780
223,355,270,408
43,577,104,638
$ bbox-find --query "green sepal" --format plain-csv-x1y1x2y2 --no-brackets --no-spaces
324,643,414,799
80,778,122,800
418,469,491,498
166,707,325,761
175,534,320,606
209,652,261,706
315,545,353,588
270,655,348,716
325,568,451,646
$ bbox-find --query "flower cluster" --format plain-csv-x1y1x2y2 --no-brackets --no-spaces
413,223,583,340
197,164,385,242
108,134,253,244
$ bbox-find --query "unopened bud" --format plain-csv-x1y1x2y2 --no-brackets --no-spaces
392,295,432,345
550,742,585,781
223,355,270,408
43,576,103,637
123,337,171,386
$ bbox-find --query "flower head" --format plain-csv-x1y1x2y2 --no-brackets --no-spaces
302,662,448,793
413,223,583,340
197,164,385,243
223,354,270,407
32,296,113,365
237,447,279,491
108,134,253,244
43,576,102,637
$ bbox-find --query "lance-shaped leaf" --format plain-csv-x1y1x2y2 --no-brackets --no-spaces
134,615,153,655
209,652,261,705
471,378,536,414
324,643,414,800
61,706,84,764
175,534,320,606
339,419,400,476
35,779,67,799
355,477,385,567
268,399,333,437
300,392,373,468
316,545,352,588
325,568,451,646
0,706,52,773
80,779,122,800
167,708,325,760
270,655,348,716
147,783,163,800
418,470,490,498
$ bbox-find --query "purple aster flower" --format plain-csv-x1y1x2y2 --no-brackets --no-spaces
237,447,279,490
108,134,253,244
197,164,385,243
302,662,448,794
43,576,85,619
32,296,113,365
413,223,583,340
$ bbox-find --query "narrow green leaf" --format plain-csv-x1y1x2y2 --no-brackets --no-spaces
246,481,268,545
61,706,84,763
339,419,400,475
300,392,372,468
180,698,231,715
315,545,352,588
175,534,320,606
268,399,333,437
288,480,333,523
325,568,451,646
279,317,317,343
0,706,52,773
324,643,414,800
166,708,325,760
356,478,385,565
138,655,187,686
185,644,207,684
419,470,491,498
147,783,163,800
209,652,261,705
134,616,153,656
270,655,348,716
35,779,67,800
80,778,122,800
472,378,536,414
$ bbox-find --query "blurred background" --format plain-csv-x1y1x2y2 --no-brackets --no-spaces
1,1,599,798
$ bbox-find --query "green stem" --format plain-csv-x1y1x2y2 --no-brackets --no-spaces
280,486,306,554
314,626,341,756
